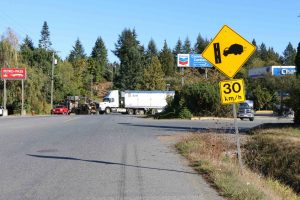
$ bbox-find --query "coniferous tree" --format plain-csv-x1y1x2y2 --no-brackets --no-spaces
113,28,144,90
282,42,296,65
91,37,107,65
173,39,183,68
21,35,34,51
143,56,165,90
259,43,268,62
68,38,86,62
159,40,174,76
194,34,208,54
295,42,300,76
146,39,158,58
182,37,192,53
38,21,52,50
90,37,108,82
20,35,35,65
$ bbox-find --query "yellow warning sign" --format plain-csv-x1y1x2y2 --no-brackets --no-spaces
202,25,256,78
219,79,245,104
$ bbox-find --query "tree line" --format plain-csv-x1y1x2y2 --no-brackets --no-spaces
0,21,299,121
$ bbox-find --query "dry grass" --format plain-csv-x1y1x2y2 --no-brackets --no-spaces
175,133,300,200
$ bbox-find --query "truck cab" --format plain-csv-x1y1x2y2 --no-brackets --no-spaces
99,90,120,114
238,100,255,121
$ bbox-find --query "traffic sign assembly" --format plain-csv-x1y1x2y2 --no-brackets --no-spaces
219,79,245,104
202,25,256,78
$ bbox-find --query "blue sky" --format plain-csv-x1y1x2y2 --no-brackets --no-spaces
0,0,299,63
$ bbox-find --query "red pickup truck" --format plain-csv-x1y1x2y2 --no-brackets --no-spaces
51,105,69,115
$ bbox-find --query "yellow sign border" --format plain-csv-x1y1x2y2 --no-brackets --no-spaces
219,79,245,104
202,25,256,78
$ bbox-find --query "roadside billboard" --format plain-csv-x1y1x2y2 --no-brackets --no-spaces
1,68,27,80
177,54,212,68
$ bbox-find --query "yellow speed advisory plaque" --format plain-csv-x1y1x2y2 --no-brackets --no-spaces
219,79,245,104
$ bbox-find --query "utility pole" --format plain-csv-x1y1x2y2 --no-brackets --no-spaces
50,52,55,109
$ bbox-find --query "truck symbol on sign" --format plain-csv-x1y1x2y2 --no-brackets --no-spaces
223,44,244,56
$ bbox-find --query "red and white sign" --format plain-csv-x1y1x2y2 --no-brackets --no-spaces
1,68,27,80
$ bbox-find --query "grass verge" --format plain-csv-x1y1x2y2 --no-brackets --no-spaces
175,133,300,200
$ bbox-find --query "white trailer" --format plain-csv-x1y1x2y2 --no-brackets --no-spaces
99,90,175,115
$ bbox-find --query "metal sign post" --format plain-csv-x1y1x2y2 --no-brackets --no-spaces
181,67,184,86
3,79,6,109
21,79,25,115
232,103,243,174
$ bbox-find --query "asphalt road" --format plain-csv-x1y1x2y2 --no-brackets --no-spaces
0,114,293,200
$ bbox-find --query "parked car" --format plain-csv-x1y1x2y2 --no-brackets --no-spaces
51,105,69,115
238,100,254,121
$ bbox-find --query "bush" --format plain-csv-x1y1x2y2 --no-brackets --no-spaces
157,81,232,119
244,131,300,193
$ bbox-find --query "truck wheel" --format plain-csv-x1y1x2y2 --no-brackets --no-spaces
127,109,134,115
151,109,158,115
139,109,145,115
99,111,104,115
105,107,111,114
249,117,254,121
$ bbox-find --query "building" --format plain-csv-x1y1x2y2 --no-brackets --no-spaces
249,66,296,78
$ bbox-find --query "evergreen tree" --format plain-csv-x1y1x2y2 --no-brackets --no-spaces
90,37,107,82
259,43,268,62
173,39,183,55
113,28,144,90
159,40,174,76
173,39,183,68
266,47,281,65
143,56,166,90
283,42,296,65
295,42,300,76
38,21,52,50
194,34,208,54
91,37,107,65
146,38,158,58
21,35,34,51
182,37,192,53
252,39,257,47
68,38,86,62
20,35,35,66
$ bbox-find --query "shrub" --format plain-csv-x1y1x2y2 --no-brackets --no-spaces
244,132,300,193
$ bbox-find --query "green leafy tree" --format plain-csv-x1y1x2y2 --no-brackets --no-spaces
68,38,86,62
159,40,174,76
113,28,144,90
282,42,296,65
143,56,165,90
38,21,52,50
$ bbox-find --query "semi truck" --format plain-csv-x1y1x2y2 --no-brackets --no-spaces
99,90,175,115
